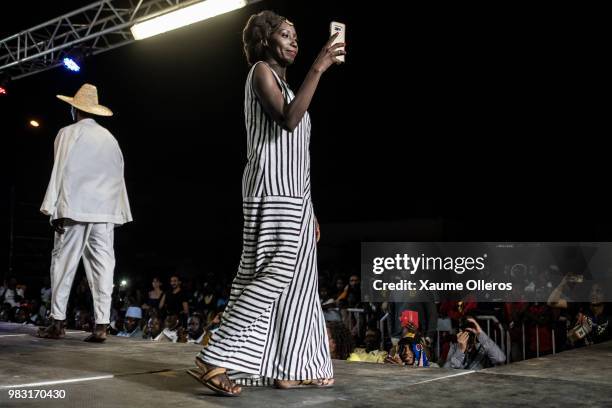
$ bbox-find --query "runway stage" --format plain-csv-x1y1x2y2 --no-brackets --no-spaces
1,322,611,407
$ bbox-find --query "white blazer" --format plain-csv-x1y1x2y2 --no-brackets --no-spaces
41,118,133,225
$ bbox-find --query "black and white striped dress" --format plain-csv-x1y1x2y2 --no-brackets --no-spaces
198,61,333,382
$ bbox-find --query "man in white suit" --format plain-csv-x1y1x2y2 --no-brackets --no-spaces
38,83,132,342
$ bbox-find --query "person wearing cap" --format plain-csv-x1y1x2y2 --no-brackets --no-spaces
117,306,143,338
37,83,132,342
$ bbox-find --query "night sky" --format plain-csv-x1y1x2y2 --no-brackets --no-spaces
2,1,608,288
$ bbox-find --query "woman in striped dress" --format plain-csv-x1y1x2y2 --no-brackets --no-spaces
188,11,346,396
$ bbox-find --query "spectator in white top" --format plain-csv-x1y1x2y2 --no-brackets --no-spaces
0,277,24,308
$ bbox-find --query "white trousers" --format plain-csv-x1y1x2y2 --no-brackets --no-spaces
50,220,115,324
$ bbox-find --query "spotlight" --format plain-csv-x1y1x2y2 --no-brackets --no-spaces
29,120,40,128
63,57,81,72
0,74,9,95
120,279,128,287
131,0,247,40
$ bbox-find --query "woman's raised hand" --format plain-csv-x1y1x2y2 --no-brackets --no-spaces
312,32,346,74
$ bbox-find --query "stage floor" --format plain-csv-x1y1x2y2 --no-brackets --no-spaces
1,322,611,407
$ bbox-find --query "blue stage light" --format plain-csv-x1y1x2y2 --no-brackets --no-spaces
63,57,81,72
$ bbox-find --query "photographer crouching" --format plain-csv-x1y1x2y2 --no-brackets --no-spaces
443,317,505,369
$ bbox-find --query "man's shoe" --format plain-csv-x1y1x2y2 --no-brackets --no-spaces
84,324,108,343
37,319,66,339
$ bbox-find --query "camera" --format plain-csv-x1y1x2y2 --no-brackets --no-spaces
457,317,477,343
458,317,476,331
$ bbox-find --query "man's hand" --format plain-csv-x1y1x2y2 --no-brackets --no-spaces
212,313,221,325
51,218,66,234
385,354,403,365
315,216,321,243
457,331,470,352
465,317,482,335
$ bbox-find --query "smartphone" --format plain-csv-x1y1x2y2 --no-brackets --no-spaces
330,21,346,62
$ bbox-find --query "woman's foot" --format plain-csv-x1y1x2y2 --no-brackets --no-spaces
274,378,335,389
188,358,241,396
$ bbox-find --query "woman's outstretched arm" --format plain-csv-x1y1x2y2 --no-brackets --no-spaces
253,33,345,132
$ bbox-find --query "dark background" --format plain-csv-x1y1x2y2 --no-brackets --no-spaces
1,1,608,290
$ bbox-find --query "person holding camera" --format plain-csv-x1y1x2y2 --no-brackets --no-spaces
443,317,505,369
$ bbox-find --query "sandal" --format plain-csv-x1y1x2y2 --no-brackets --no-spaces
187,359,241,397
83,333,106,343
37,319,66,339
274,378,335,389
84,324,107,343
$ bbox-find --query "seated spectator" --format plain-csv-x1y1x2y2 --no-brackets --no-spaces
216,283,230,310
320,285,341,322
187,313,205,344
443,317,505,369
142,305,160,329
585,285,611,344
28,299,44,326
74,309,93,332
189,282,203,312
567,284,611,346
117,306,144,338
385,337,435,367
154,314,182,342
438,297,476,359
200,310,224,347
40,278,52,316
200,287,217,322
385,320,434,367
385,337,414,366
109,316,124,336
73,277,93,313
143,315,162,340
326,321,354,359
0,303,12,321
363,319,382,352
0,277,24,308
13,306,29,324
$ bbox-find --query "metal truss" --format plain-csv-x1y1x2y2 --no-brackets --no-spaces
0,0,257,80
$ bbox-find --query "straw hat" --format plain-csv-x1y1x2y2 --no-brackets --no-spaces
56,83,113,116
